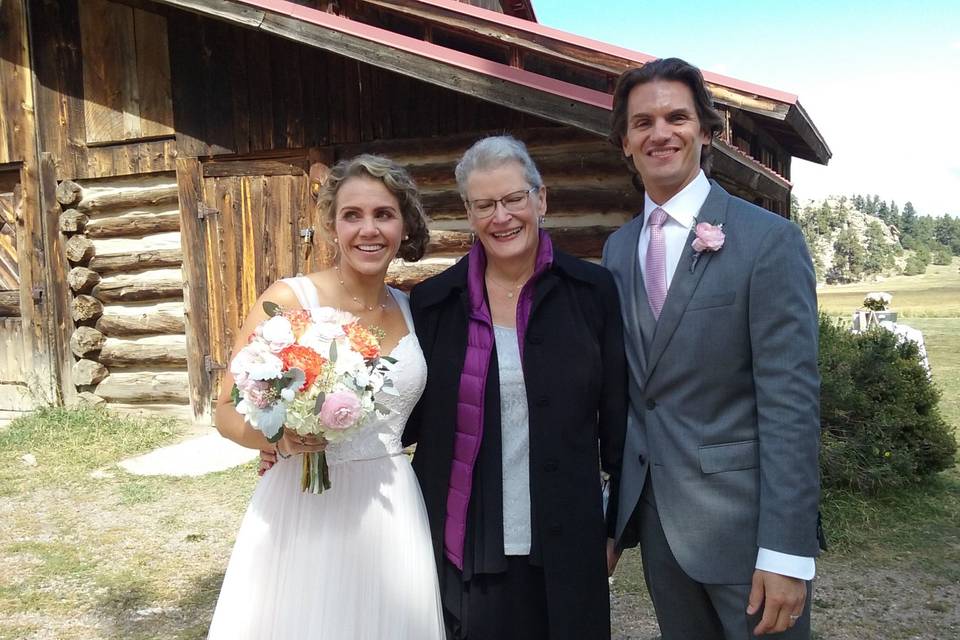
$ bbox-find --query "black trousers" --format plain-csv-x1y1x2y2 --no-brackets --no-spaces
444,556,550,640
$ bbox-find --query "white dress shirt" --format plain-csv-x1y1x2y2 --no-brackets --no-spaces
637,170,816,581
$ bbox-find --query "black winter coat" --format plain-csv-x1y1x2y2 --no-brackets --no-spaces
404,250,627,640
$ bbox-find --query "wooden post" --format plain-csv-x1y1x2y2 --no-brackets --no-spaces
38,154,77,404
177,157,213,424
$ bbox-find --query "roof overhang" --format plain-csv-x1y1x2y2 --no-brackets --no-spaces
149,0,611,133
360,0,831,165
147,0,814,182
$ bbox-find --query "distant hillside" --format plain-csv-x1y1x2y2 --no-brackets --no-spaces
792,195,960,284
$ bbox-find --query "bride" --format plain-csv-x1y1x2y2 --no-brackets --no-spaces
207,155,445,639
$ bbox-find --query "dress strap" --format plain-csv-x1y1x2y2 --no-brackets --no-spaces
388,286,415,334
280,276,321,310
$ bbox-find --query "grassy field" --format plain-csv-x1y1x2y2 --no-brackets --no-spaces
1,259,958,639
817,258,960,318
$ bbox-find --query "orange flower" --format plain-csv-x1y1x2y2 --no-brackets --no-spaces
344,322,381,360
279,344,327,390
282,309,313,340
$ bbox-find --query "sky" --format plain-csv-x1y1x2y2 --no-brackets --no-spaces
532,0,960,217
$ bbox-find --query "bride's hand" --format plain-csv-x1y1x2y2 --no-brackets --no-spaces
276,430,328,457
258,449,276,476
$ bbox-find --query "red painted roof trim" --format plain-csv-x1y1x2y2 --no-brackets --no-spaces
392,0,798,105
231,0,612,109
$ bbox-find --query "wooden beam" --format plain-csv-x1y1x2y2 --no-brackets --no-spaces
176,157,213,423
84,210,181,238
96,312,186,337
99,335,188,367
95,371,191,404
0,291,19,317
88,248,183,275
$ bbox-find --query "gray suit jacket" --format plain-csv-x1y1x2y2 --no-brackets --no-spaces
602,181,821,585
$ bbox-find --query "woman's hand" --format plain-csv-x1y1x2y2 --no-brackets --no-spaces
258,449,277,476
257,431,327,476
276,430,328,457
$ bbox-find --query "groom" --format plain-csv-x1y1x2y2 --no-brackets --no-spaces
602,58,821,639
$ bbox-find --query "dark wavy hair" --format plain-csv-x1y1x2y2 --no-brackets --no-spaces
608,58,724,183
317,154,430,262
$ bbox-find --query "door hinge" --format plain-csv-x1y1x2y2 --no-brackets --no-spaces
299,227,315,243
197,203,220,220
31,286,43,303
204,355,225,373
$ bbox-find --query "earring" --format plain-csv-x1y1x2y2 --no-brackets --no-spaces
538,216,545,227
403,235,409,241
470,232,476,244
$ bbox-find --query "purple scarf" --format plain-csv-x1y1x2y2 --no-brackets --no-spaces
444,230,554,569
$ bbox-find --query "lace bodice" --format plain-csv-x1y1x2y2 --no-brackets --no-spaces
280,277,426,464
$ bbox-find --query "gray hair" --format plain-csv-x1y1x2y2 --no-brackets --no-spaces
454,135,544,200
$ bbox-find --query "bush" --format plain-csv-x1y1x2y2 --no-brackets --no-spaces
903,253,928,275
818,315,957,493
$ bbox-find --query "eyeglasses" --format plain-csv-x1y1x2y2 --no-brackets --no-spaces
465,187,539,218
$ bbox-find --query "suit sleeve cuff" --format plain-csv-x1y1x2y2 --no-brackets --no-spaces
755,548,816,580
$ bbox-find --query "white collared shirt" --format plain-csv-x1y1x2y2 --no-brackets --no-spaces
635,170,816,581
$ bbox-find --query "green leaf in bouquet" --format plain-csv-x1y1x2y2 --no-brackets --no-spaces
380,380,399,396
329,340,338,363
380,356,398,365
375,402,391,415
262,301,281,316
267,425,284,444
313,392,326,415
230,383,240,405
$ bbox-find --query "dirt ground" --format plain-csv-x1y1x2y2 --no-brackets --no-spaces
2,462,958,639
609,551,960,640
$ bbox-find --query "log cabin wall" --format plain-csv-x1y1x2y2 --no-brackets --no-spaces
54,173,192,418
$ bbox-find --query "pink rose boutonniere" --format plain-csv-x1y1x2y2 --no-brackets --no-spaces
690,221,725,272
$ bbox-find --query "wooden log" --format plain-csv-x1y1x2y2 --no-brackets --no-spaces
0,290,19,317
66,235,95,264
75,183,179,213
84,210,181,238
425,226,616,259
59,209,89,233
68,266,101,293
72,294,104,322
386,261,453,291
96,311,185,337
92,231,181,256
70,326,106,357
92,278,184,303
56,180,83,207
99,335,188,367
88,248,182,275
74,391,106,407
72,359,109,386
95,371,190,404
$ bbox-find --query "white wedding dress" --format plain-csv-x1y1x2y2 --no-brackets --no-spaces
208,277,444,639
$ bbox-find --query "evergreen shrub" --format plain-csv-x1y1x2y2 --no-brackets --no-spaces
818,315,957,493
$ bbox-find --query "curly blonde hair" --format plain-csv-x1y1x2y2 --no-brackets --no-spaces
316,154,430,262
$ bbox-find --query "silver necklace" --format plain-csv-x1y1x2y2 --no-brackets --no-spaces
334,265,389,311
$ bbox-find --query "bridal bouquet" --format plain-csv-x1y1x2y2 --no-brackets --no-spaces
230,302,395,494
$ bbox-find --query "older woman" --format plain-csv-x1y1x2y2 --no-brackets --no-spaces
404,136,627,640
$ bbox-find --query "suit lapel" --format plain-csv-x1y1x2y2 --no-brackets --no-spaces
645,183,730,379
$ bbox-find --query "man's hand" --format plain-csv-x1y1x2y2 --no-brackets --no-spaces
746,569,806,635
606,538,622,576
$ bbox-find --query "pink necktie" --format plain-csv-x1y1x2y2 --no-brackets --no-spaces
645,207,669,319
